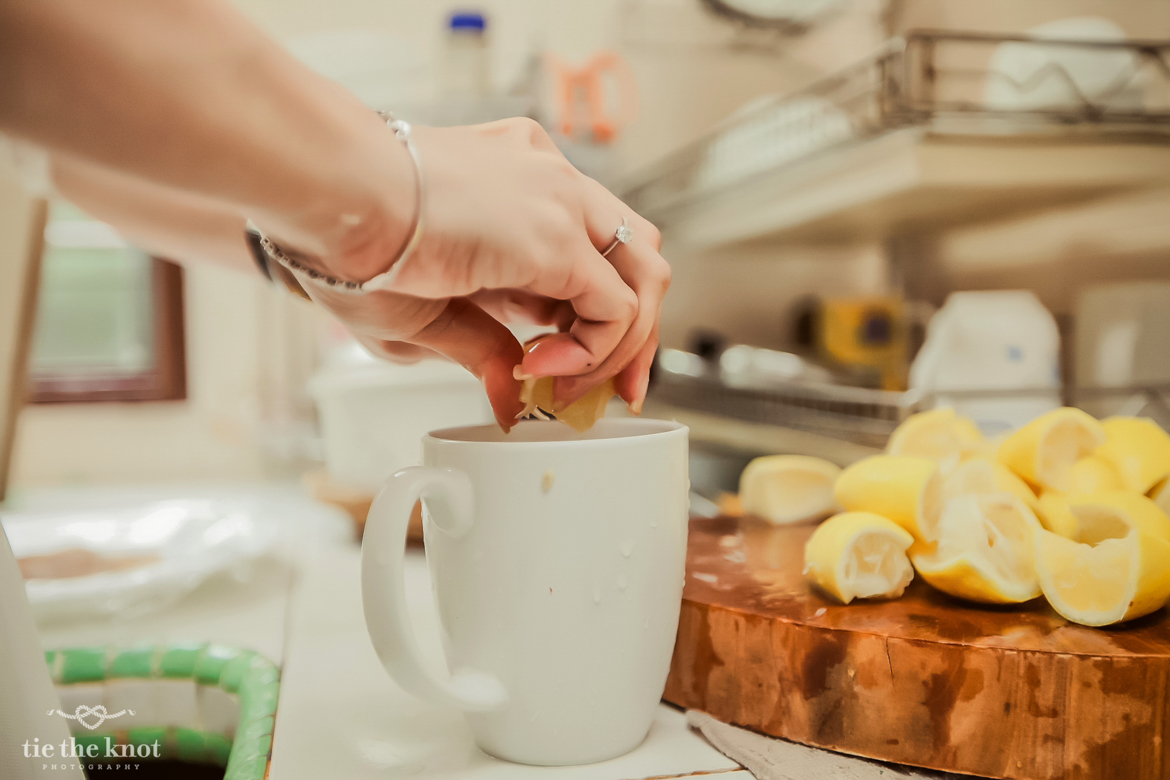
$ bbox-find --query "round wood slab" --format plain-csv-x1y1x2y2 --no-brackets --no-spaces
665,516,1170,780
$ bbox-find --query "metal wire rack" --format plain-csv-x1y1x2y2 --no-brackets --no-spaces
622,30,1170,215
650,361,1170,449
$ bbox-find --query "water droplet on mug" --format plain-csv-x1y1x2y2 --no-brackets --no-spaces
616,574,628,591
650,520,658,529
619,539,636,558
593,586,602,604
541,470,555,492
642,617,649,629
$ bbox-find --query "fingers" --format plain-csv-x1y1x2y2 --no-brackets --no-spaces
553,179,669,404
612,321,659,415
519,233,638,378
555,238,668,404
355,334,441,363
467,288,574,328
407,297,525,431
306,284,523,430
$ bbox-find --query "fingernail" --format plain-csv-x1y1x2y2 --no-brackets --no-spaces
629,372,650,416
513,365,533,381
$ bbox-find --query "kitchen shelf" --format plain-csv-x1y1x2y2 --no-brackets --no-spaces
621,31,1170,248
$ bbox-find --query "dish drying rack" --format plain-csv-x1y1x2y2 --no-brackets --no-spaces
650,358,1170,450
621,30,1170,244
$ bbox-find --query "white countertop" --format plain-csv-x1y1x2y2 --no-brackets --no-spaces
25,485,749,780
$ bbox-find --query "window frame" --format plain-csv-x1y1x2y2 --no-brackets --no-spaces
29,257,187,404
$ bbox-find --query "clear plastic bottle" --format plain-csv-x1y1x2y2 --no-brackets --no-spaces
440,11,490,99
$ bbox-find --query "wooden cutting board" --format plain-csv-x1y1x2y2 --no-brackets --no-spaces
665,516,1170,780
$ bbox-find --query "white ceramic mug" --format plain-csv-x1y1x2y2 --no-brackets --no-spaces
361,418,689,766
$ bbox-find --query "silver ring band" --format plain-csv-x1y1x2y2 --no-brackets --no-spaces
601,217,633,257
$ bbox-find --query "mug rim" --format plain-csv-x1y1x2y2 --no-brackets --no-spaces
425,417,687,448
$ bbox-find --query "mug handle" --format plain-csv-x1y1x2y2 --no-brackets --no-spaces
361,466,507,712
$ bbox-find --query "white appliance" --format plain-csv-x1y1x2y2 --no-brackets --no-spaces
910,290,1061,434
308,343,494,491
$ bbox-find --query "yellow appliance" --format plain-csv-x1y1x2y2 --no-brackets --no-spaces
817,297,907,391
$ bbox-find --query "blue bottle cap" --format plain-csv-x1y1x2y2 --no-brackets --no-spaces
449,12,487,32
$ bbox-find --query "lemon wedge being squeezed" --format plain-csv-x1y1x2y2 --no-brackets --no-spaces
517,373,615,433
804,512,915,604
514,334,616,432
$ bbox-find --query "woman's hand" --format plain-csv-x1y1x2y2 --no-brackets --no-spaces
0,0,668,430
301,117,670,429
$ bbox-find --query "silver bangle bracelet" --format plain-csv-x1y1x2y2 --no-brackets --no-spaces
251,111,425,295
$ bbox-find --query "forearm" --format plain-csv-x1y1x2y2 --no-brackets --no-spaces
0,0,412,270
52,154,254,272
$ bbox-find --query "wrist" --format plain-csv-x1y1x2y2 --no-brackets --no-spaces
248,72,417,283
304,111,418,283
252,114,425,293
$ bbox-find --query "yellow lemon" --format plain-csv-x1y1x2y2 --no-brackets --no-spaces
998,407,1106,493
1065,490,1170,541
803,512,915,604
887,407,983,472
943,457,1038,509
1151,479,1170,515
739,455,841,525
1035,457,1123,538
1095,417,1170,495
1035,491,1170,626
1035,492,1078,538
910,493,1043,604
1065,455,1122,494
834,455,942,542
517,375,615,433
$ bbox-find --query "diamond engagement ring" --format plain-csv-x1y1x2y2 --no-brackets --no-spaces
601,218,634,257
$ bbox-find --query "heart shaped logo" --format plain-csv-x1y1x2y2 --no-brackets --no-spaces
73,705,108,730
48,703,134,729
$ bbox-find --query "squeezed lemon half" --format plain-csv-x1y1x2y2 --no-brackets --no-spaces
740,455,841,525
1095,416,1170,495
834,455,943,543
1035,491,1170,626
998,407,1106,493
804,512,915,604
1035,492,1079,538
943,457,1038,509
887,407,983,473
910,493,1043,604
1033,456,1122,538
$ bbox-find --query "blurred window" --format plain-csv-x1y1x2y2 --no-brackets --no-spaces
29,202,186,403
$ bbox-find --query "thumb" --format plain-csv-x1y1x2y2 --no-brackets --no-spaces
408,297,525,431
